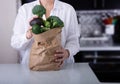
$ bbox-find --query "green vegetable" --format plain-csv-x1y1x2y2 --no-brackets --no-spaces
42,27,50,31
44,20,51,28
31,5,64,34
46,16,64,28
32,24,43,34
32,5,46,17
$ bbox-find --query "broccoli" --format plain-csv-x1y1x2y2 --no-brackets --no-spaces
31,5,64,34
32,5,46,18
44,20,51,28
46,16,64,28
32,24,44,34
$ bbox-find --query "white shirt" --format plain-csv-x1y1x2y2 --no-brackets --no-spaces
11,0,80,65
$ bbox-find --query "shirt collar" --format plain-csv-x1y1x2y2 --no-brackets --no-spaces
36,0,61,10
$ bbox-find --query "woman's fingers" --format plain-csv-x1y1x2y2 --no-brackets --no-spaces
26,26,33,39
53,47,70,67
26,15,38,39
54,48,65,63
58,61,64,67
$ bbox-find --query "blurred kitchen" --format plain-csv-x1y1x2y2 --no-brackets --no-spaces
21,0,120,83
59,0,120,83
0,0,120,83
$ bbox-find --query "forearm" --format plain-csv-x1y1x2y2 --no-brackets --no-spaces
65,37,80,57
11,33,33,50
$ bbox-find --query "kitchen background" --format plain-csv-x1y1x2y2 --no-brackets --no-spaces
59,0,120,64
0,0,119,82
58,0,120,82
20,0,120,63
1,0,120,63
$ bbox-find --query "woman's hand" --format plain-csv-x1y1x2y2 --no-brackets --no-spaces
26,15,38,39
54,47,70,67
26,26,33,39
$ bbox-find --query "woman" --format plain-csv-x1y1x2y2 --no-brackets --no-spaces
11,0,80,67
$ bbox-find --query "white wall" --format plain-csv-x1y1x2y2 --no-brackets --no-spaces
0,0,18,63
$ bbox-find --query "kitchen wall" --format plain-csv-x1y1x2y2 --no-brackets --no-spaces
77,10,120,46
77,10,120,37
0,0,19,63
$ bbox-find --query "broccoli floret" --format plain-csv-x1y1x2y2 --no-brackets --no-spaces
32,24,43,34
46,16,64,28
32,5,46,17
44,20,51,28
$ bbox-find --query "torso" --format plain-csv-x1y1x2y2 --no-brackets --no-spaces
45,6,53,18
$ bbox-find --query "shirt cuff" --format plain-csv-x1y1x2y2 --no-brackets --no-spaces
65,48,75,63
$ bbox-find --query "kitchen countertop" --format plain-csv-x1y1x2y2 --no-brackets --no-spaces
0,63,119,84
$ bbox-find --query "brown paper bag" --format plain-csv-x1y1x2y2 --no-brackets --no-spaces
29,28,62,71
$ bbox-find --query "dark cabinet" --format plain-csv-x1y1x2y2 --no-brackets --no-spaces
72,0,95,10
21,0,35,4
60,0,95,10
74,51,120,63
96,0,120,10
104,0,120,9
60,0,120,10
95,0,103,10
